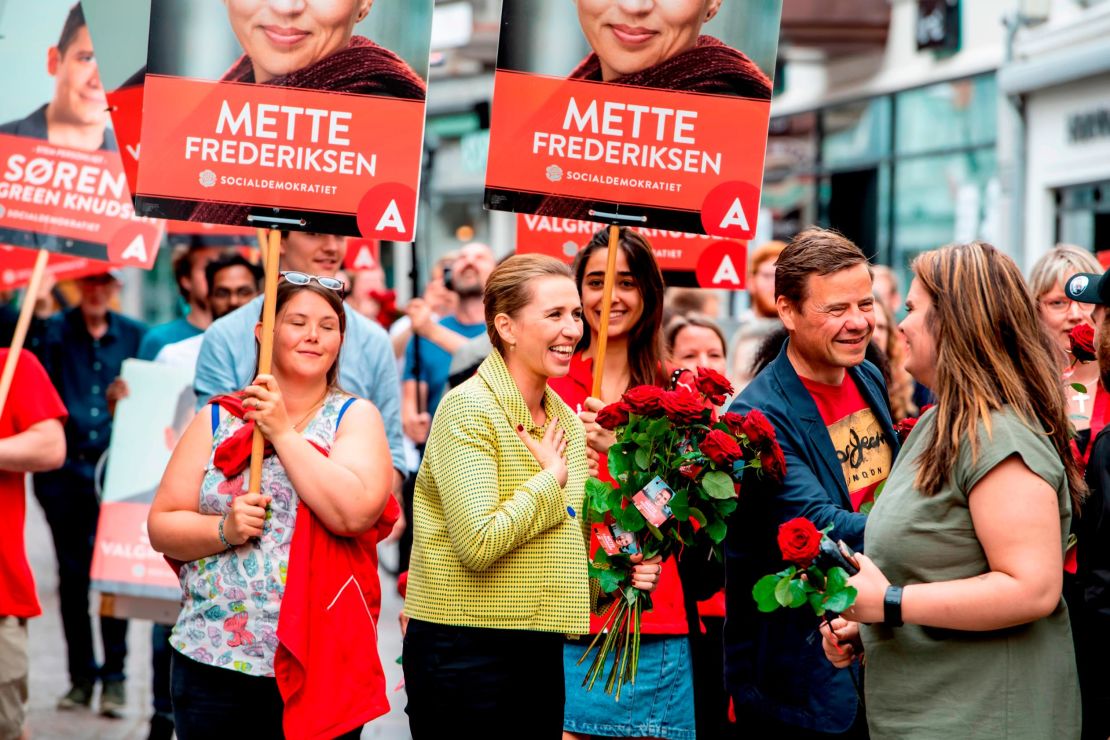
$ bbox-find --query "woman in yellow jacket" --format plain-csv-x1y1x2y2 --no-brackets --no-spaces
402,254,661,738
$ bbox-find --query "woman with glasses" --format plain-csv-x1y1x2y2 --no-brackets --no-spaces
149,276,396,738
1028,244,1103,455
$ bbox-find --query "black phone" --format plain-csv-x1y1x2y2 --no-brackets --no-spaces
815,538,860,576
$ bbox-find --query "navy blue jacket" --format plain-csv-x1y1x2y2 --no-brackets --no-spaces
724,341,899,733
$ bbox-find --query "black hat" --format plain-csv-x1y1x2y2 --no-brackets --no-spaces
1064,272,1110,305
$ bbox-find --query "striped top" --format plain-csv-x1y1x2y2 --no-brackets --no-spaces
405,350,591,634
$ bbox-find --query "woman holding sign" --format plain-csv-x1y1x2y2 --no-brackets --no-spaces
548,228,696,740
402,254,662,738
148,277,396,738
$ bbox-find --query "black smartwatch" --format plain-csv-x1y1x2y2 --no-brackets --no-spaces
883,585,904,627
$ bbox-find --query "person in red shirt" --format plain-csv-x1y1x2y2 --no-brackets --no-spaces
549,227,697,740
0,349,67,740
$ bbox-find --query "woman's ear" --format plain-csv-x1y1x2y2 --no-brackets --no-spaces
254,321,263,345
357,0,373,23
706,0,723,23
494,313,516,351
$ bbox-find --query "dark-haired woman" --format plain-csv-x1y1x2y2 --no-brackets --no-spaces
821,242,1081,739
149,278,396,739
550,228,695,740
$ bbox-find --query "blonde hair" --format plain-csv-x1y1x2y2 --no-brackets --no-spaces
874,296,916,422
1028,244,1101,302
911,242,1084,509
483,254,573,355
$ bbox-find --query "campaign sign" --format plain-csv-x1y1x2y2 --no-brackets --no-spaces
516,214,747,290
133,0,434,240
485,0,782,237
91,360,195,601
0,2,161,268
81,0,150,194
0,245,113,289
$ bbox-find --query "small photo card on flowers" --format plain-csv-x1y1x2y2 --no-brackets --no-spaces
594,522,640,556
632,476,676,528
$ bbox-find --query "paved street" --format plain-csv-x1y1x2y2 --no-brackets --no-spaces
22,488,412,739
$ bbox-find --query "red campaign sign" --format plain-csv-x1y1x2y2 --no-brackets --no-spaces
90,501,180,600
164,219,255,238
0,246,114,289
105,84,144,195
343,238,381,272
0,134,161,269
516,214,747,290
135,75,425,241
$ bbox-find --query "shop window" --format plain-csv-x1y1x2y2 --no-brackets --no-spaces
821,97,891,169
895,75,996,156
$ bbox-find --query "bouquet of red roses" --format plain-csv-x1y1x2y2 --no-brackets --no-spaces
581,367,785,698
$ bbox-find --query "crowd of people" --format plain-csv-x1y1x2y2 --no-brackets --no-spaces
0,223,1106,740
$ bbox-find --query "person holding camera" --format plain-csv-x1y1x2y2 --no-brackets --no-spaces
821,242,1081,740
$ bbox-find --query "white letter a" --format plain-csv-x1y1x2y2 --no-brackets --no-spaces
120,234,148,263
719,198,750,231
374,200,406,234
712,255,741,286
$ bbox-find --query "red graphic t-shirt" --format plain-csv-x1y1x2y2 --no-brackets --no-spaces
800,374,891,511
0,350,68,618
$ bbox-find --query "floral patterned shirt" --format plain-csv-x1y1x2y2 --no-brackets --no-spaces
171,390,352,676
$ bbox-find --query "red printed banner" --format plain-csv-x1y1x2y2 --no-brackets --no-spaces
0,134,161,268
487,71,771,238
135,75,425,241
516,214,747,290
90,502,180,600
106,84,144,195
164,220,255,238
0,246,113,289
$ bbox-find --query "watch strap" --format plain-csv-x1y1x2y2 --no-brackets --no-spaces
883,585,904,627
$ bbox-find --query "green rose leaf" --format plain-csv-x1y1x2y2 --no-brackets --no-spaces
608,443,628,479
702,470,735,500
705,518,728,544
826,566,849,594
688,506,708,526
753,574,780,612
807,589,826,616
634,446,651,471
787,577,808,608
585,478,613,515
1072,382,1088,394
774,574,796,607
823,586,858,614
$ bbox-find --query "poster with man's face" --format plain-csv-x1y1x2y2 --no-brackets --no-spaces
132,0,434,241
0,1,161,268
485,0,782,240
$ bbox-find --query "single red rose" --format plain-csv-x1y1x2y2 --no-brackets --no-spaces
622,385,667,416
761,444,787,483
701,428,743,466
679,462,704,480
596,402,630,430
661,387,709,424
893,415,919,443
777,517,822,566
1070,323,1097,363
742,409,776,447
696,367,734,405
722,411,747,436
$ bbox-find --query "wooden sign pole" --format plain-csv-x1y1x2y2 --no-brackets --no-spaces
0,248,49,416
590,224,621,398
248,229,282,494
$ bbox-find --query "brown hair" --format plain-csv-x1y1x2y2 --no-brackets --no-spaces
911,242,1084,509
483,254,573,355
665,314,727,359
57,4,85,55
775,228,869,307
749,240,787,277
874,296,917,422
572,227,666,388
258,280,347,388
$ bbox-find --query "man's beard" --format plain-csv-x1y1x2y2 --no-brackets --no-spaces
453,282,483,300
751,289,778,319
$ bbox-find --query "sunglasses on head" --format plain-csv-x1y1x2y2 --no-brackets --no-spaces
280,271,346,294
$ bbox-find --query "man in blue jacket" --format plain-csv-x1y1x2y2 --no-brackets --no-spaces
726,228,899,738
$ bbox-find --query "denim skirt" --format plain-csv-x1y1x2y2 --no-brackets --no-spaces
563,635,696,740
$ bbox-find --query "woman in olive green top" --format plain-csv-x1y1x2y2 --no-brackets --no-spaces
821,242,1082,740
402,255,662,739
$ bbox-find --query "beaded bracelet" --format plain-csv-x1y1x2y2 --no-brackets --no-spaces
218,513,233,550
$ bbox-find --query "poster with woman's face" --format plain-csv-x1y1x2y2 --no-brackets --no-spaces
0,1,161,268
485,0,782,239
132,0,434,241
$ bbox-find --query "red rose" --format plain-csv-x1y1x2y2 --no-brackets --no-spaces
596,402,630,430
679,461,704,480
742,409,776,447
660,387,709,424
761,444,787,483
701,429,743,466
893,415,919,443
722,411,746,436
1070,323,1097,363
622,385,666,416
696,367,734,405
777,517,822,566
